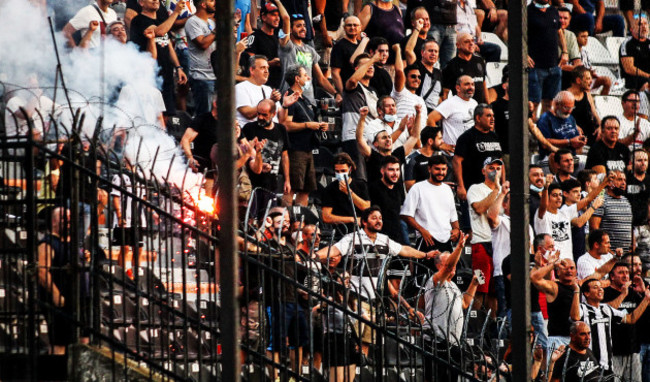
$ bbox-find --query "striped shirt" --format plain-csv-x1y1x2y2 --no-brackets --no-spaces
593,194,633,251
579,303,626,370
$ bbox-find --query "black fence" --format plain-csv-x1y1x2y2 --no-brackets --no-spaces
0,105,517,381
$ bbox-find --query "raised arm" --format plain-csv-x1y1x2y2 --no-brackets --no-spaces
393,44,405,92
571,195,603,228
345,50,380,91
404,19,424,65
487,181,510,228
349,36,370,65
576,173,610,211
432,234,468,284
355,106,372,157
276,0,291,46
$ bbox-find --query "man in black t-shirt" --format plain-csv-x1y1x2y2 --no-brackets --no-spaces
400,7,430,65
627,150,650,227
321,153,370,233
331,15,361,96
356,106,419,184
129,0,187,115
367,37,394,98
619,15,650,92
411,39,443,113
242,99,291,194
490,70,510,157
180,98,219,193
244,1,288,89
282,65,328,206
586,116,630,174
369,156,407,243
551,321,612,382
453,104,503,199
404,126,443,190
441,33,488,104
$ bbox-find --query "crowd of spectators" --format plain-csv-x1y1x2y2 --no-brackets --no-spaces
7,0,650,380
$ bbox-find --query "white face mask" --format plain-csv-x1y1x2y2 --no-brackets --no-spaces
383,114,397,123
335,172,348,182
301,80,312,92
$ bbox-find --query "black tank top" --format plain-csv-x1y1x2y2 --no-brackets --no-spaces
365,3,405,45
547,281,575,337
38,234,73,310
572,91,598,146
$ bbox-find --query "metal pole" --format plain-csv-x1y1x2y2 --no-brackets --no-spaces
215,1,240,381
508,0,531,380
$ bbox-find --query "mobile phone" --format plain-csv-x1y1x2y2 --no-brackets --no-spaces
240,32,248,39
474,269,486,285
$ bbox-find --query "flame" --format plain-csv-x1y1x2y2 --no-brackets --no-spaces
188,187,215,215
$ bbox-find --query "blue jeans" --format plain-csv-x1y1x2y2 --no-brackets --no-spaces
571,12,625,37
640,343,650,382
428,24,457,68
190,78,215,116
528,66,562,104
505,310,548,350
266,303,309,352
478,41,502,63
494,276,507,318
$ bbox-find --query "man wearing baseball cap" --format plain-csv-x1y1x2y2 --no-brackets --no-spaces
244,0,289,89
467,156,508,317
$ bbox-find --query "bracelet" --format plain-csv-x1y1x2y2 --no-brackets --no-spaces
175,65,183,70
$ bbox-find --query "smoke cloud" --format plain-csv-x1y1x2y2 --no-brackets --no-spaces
0,0,201,190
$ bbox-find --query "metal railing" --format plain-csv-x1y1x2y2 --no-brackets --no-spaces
0,107,503,381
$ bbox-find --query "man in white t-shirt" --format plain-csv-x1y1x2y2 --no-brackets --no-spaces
63,0,118,49
235,55,283,126
401,155,460,257
392,45,427,131
617,90,650,151
535,183,577,260
467,156,507,313
576,230,622,280
426,75,478,149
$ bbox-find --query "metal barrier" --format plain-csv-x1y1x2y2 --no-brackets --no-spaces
0,108,498,381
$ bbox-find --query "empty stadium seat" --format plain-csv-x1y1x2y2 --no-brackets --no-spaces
481,32,508,61
592,66,626,95
485,62,507,88
605,36,626,62
585,37,616,65
594,95,624,117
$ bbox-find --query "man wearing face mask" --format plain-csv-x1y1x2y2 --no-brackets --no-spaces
364,96,417,150
467,157,509,312
242,99,291,196
529,165,547,224
590,170,634,252
279,14,337,101
321,153,370,230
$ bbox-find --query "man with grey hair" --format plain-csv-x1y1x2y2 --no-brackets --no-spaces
235,55,283,126
549,321,608,382
536,90,587,165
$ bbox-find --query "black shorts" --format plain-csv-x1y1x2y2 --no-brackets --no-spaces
112,227,144,247
323,333,362,367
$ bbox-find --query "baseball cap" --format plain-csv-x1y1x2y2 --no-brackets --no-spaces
483,156,504,167
261,2,279,15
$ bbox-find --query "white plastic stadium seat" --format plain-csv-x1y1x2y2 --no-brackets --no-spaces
485,62,506,88
481,32,508,62
592,66,626,95
593,95,623,117
605,37,626,62
585,37,616,65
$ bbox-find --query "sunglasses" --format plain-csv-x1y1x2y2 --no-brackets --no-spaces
291,13,304,19
409,74,421,79
633,12,648,19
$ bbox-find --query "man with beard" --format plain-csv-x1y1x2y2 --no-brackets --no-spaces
242,100,291,196
369,156,407,244
553,149,577,184
356,105,419,184
441,33,488,104
235,55,283,127
591,170,634,252
550,322,610,382
259,207,309,381
537,91,587,162
317,206,439,301
626,150,650,228
619,14,650,95
586,116,630,174
404,126,444,190
529,165,551,226
401,155,460,255
427,75,479,150
185,0,217,116
278,14,336,101
244,0,289,89
392,46,427,131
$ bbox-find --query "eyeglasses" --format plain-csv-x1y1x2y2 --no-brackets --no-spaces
409,74,421,79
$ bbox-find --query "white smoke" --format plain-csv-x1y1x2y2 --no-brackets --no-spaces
0,0,201,190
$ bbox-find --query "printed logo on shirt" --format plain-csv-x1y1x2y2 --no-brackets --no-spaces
606,160,626,172
295,50,313,68
476,142,502,152
627,184,644,195
551,220,570,242
577,360,600,378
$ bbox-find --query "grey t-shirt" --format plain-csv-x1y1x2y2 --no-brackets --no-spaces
185,15,217,81
279,40,320,100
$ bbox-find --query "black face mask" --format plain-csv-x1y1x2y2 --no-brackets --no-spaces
611,187,626,196
257,119,271,128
